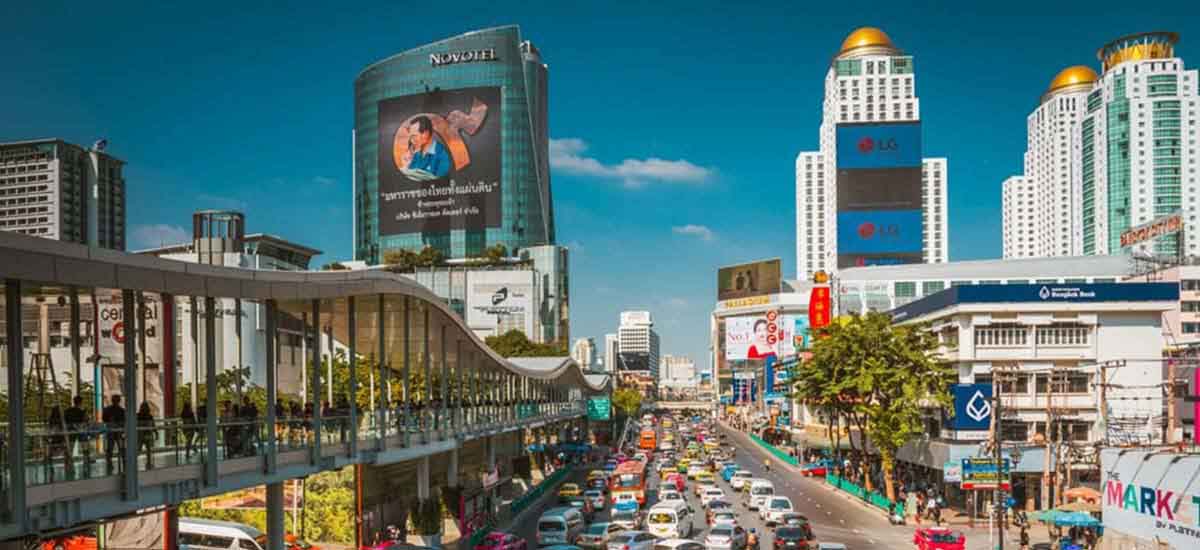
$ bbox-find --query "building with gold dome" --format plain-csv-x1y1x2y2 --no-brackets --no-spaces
796,27,949,280
1002,31,1199,262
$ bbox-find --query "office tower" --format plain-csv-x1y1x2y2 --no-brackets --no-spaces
604,333,619,374
571,337,595,370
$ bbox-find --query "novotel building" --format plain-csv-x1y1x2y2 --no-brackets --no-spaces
353,26,554,264
888,282,1178,513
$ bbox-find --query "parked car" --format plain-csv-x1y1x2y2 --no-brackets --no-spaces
474,532,527,550
913,528,965,550
703,525,747,550
771,528,809,550
607,531,655,550
799,460,834,478
577,523,623,550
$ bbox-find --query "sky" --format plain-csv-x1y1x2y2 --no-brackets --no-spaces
3,0,1198,372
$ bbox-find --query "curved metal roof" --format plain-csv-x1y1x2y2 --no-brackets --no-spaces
0,231,606,393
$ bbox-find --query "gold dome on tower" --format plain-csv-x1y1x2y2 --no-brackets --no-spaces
1042,65,1099,102
837,27,900,58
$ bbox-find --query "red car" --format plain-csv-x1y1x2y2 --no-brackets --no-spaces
474,532,527,550
913,527,965,550
664,473,686,492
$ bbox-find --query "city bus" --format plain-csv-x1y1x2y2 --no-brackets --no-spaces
639,428,657,450
610,459,648,505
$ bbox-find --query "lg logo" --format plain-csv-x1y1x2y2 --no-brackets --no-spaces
856,136,899,154
857,222,900,240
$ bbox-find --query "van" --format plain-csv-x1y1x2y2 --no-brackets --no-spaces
537,507,585,546
747,480,776,511
179,518,265,550
645,501,692,539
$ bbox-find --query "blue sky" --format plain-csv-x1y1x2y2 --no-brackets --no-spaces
3,1,1197,370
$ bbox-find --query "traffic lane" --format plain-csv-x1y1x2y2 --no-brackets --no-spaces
510,468,592,545
716,425,910,549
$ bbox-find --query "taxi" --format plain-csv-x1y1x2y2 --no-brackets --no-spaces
557,483,583,498
694,470,715,484
676,458,691,474
588,470,607,482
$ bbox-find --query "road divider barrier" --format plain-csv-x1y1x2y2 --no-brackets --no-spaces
827,473,904,516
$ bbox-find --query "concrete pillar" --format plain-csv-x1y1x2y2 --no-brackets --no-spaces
267,482,286,550
418,456,431,500
122,289,139,499
348,296,358,455
487,436,496,471
447,448,460,488
310,299,322,461
5,280,26,519
377,293,388,445
204,296,218,486
265,300,278,473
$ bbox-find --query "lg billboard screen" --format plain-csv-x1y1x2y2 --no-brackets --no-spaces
377,86,502,235
717,259,782,301
836,122,923,269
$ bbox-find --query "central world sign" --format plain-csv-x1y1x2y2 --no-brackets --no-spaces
429,48,498,67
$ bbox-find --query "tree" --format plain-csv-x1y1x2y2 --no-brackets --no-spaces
484,330,568,357
794,311,953,502
611,387,643,418
483,244,508,264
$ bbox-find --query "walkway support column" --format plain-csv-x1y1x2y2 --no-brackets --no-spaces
5,280,26,522
267,482,285,550
204,296,218,486
348,296,358,456
310,299,323,462
265,300,278,473
417,456,431,501
377,294,387,445
122,289,139,499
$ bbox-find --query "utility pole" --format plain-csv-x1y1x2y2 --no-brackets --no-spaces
1166,359,1178,444
1041,367,1054,511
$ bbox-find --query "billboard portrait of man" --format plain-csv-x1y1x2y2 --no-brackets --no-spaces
401,115,451,179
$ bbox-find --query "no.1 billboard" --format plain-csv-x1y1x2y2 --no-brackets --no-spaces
377,86,502,235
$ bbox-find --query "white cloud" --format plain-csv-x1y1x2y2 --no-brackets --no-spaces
672,224,715,241
313,176,337,185
549,138,712,188
131,224,189,250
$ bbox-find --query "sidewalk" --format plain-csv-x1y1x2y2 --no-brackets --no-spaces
719,420,1049,545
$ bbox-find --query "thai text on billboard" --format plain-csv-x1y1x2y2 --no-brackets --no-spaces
1120,212,1182,248
717,259,782,301
377,86,502,235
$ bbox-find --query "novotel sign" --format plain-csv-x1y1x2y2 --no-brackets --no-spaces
1120,212,1182,248
430,48,498,67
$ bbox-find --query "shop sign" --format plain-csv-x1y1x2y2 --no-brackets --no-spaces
961,458,1011,490
943,460,962,483
720,295,773,310
587,397,611,421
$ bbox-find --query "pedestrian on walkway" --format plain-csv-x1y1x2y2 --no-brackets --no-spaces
181,400,198,459
102,394,126,475
137,402,155,469
47,405,71,481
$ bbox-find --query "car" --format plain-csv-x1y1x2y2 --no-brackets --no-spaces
912,527,965,550
577,523,624,550
653,539,705,550
774,514,813,540
703,525,747,550
589,470,608,482
607,531,655,550
542,546,584,550
705,499,733,522
604,462,619,473
676,460,690,474
694,471,715,485
559,484,583,498
663,473,686,493
610,511,641,531
709,511,738,527
720,464,741,481
771,527,810,550
761,497,794,525
589,478,610,492
694,480,716,498
565,496,595,518
585,489,606,511
747,480,776,511
658,490,685,504
729,471,754,490
799,460,834,478
686,463,709,480
474,532,527,550
700,487,726,507
812,545,846,550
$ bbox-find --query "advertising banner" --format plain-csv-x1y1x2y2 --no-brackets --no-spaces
1120,211,1182,248
837,210,923,255
377,86,502,234
725,313,806,361
950,383,993,431
587,397,611,421
960,458,1011,490
835,122,922,170
466,271,535,336
836,167,924,211
717,259,782,301
808,287,831,331
1101,448,1200,548
943,460,963,483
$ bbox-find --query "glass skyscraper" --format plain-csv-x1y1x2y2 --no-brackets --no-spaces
354,26,554,264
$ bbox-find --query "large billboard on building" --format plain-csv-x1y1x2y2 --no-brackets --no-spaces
836,122,923,269
724,312,806,361
377,86,502,235
466,271,535,337
717,259,782,301
1101,449,1200,549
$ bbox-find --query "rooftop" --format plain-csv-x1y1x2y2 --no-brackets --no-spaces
838,254,1133,281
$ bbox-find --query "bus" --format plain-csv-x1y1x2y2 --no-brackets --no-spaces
639,429,657,450
610,460,647,505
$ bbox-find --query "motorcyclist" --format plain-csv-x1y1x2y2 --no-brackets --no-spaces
764,458,771,472
747,528,759,550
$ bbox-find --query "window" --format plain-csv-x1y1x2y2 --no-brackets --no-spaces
894,281,916,298
921,281,944,295
975,324,1029,347
1182,280,1200,291
1036,324,1090,346
1182,301,1200,312
1184,322,1200,334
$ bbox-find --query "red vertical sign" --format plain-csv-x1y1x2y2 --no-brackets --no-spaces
808,287,831,331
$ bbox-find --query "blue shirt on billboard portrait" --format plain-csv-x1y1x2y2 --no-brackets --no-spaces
408,140,451,177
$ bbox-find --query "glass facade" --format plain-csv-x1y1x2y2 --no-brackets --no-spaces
354,26,553,264
1105,74,1131,252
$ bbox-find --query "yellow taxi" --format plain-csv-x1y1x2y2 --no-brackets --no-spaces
694,470,715,484
676,458,691,473
557,483,583,498
587,470,607,482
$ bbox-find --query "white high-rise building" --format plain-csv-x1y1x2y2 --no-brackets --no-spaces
617,311,660,376
1002,176,1037,258
1002,32,1199,260
796,28,949,281
603,333,619,374
571,337,595,370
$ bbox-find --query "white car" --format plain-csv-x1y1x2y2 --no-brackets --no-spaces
686,463,708,480
703,525,747,550
653,539,706,550
729,471,753,489
700,487,725,507
694,480,716,498
608,531,656,550
760,496,794,525
610,511,641,530
585,489,607,510
658,490,684,503
710,511,738,527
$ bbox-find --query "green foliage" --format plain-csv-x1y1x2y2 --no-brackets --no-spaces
409,492,445,535
484,330,567,357
320,262,349,271
611,388,643,418
383,246,446,272
793,311,953,501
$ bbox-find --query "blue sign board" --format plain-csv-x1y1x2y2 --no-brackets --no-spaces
837,209,923,254
836,122,923,169
950,383,993,431
890,283,1181,323
961,458,1011,490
